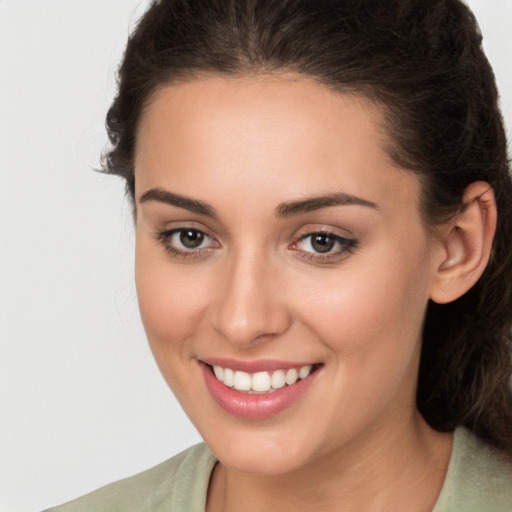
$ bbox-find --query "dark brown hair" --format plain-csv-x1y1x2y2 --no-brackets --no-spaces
103,0,512,453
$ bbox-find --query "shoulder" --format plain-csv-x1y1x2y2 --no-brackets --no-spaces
434,427,512,512
43,443,217,512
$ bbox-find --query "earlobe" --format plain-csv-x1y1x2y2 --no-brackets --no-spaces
429,182,497,304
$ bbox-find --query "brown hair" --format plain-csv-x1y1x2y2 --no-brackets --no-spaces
103,0,512,453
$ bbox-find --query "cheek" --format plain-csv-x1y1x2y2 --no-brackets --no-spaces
134,240,211,360
134,245,218,412
294,244,431,379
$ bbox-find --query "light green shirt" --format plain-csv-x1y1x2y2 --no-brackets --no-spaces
45,427,512,511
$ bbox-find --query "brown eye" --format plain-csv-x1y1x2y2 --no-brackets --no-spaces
179,229,205,249
293,231,357,261
156,227,216,258
311,234,335,253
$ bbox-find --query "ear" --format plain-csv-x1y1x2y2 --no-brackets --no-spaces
429,181,497,304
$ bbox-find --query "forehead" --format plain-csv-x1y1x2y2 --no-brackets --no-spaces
134,74,422,218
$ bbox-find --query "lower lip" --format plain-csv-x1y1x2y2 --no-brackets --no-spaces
200,362,320,420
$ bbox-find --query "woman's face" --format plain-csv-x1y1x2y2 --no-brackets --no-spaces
134,75,439,475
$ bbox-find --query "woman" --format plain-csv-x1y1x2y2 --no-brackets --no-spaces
47,0,512,510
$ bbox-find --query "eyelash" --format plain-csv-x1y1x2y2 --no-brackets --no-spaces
154,228,217,260
154,228,358,262
292,231,358,262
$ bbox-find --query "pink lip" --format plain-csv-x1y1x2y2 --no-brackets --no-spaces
200,357,316,373
199,361,321,420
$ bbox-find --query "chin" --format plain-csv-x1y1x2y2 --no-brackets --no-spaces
200,424,319,476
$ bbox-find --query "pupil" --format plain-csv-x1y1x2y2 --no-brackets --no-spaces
180,230,204,248
312,234,334,253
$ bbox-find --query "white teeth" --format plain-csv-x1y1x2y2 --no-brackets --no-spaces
252,372,272,392
285,368,298,385
299,365,313,379
223,368,235,387
213,366,224,381
211,364,317,393
233,371,252,391
271,369,286,389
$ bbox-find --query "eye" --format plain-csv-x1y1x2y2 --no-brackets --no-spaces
301,233,338,253
292,231,357,261
155,227,218,259
174,229,208,249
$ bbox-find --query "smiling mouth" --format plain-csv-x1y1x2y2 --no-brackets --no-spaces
205,363,322,394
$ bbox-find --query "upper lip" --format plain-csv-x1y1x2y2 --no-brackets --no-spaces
199,357,320,373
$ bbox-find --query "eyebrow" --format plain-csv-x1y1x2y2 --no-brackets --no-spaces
138,188,378,218
139,188,217,217
276,193,378,217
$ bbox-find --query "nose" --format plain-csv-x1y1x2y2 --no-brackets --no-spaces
209,249,292,346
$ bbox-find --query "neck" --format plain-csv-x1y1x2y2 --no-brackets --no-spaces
207,412,453,512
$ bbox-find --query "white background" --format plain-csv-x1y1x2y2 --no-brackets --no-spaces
1,1,511,511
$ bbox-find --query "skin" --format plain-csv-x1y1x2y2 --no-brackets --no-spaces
132,74,490,511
